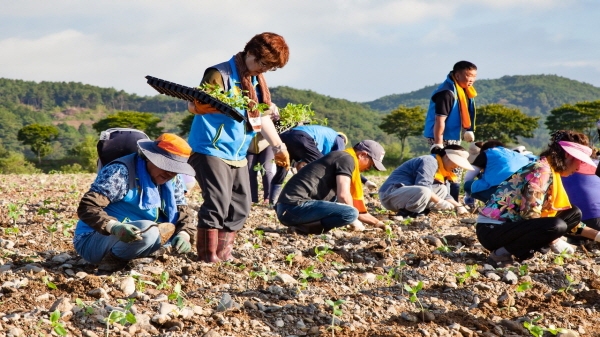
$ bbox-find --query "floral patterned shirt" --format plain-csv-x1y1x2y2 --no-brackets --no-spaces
480,157,554,222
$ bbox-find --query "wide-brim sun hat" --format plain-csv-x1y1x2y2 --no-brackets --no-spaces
558,141,597,175
138,133,196,176
445,149,474,170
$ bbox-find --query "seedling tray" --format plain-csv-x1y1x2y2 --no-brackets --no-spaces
145,75,245,122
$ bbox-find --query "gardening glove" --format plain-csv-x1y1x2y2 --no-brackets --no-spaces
172,232,191,254
430,143,444,152
348,219,365,232
364,180,378,190
550,239,575,254
273,144,290,169
595,232,600,242
192,100,217,115
106,221,141,243
463,131,475,142
431,199,454,211
455,205,469,216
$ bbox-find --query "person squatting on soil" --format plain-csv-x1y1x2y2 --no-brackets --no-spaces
463,140,530,204
424,61,478,202
476,130,600,268
378,145,473,218
74,133,197,275
562,156,600,244
269,125,377,204
187,32,291,263
275,140,387,235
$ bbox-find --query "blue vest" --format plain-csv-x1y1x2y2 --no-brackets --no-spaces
75,154,172,236
471,147,529,193
188,56,258,161
292,125,341,155
423,74,475,141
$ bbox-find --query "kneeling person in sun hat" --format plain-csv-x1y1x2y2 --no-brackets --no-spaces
275,140,387,235
74,133,197,275
378,145,474,218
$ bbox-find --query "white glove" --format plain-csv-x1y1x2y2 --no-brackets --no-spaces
595,232,600,242
430,143,444,152
463,131,475,142
431,199,454,211
550,239,575,254
348,219,365,232
364,180,378,190
455,205,469,216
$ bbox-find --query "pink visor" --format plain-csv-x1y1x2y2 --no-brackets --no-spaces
558,141,597,175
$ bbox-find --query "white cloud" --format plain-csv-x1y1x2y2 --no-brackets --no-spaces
0,0,599,101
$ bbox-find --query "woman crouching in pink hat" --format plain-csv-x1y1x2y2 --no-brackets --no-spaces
476,130,599,267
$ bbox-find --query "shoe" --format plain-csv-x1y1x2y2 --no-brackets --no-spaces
217,230,237,261
486,250,515,268
196,228,221,263
287,221,325,235
96,251,129,276
397,209,429,218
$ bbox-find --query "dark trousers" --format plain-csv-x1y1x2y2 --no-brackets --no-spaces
189,153,251,231
476,207,582,261
247,147,274,203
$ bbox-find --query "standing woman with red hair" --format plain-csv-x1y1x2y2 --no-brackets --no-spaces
187,32,291,263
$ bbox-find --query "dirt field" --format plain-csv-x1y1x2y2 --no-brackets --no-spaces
0,174,598,337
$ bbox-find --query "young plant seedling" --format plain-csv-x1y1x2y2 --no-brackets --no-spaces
7,203,23,226
105,299,137,337
436,237,454,253
168,282,188,309
456,265,479,285
377,268,399,287
553,249,573,265
325,299,345,337
62,220,75,237
75,298,94,315
42,276,57,290
314,245,332,262
518,264,529,276
523,315,545,337
557,274,577,294
155,271,171,290
253,162,266,176
131,274,157,293
516,281,533,293
49,309,67,336
285,253,295,267
46,223,59,244
298,265,323,289
404,281,425,312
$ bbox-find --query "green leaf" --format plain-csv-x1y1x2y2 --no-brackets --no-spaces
125,312,137,324
54,325,68,336
50,309,61,322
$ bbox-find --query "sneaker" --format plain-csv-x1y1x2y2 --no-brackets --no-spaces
486,250,515,268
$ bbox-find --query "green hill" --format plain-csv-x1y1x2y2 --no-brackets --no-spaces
364,74,600,117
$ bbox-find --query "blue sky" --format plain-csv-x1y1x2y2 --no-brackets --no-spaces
1,0,599,102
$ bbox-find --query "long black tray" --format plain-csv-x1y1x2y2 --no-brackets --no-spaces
145,75,245,122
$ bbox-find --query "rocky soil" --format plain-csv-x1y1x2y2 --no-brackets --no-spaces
0,174,600,337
